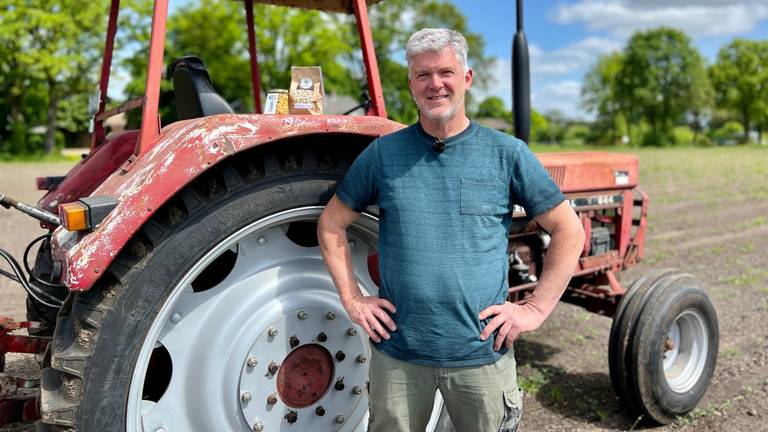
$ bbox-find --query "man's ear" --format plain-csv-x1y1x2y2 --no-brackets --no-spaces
465,68,474,89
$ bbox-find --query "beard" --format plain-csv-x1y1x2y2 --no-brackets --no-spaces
421,103,458,124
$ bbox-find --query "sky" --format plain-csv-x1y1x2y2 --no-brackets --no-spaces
449,0,768,120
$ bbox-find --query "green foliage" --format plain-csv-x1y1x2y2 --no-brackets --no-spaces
711,121,744,145
0,0,106,154
529,109,550,143
476,96,510,119
710,39,768,143
615,28,708,146
582,51,625,145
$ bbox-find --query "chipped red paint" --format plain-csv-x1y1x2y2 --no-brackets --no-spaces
51,114,403,291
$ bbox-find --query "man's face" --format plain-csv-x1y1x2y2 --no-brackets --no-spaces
408,46,473,125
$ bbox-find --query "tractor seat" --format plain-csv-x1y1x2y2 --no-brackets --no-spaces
168,55,234,120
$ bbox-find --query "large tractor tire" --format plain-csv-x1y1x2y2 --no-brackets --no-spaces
39,144,449,431
608,269,718,424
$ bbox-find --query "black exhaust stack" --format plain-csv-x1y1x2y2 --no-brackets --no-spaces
512,0,531,144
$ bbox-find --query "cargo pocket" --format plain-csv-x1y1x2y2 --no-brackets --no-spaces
498,386,523,432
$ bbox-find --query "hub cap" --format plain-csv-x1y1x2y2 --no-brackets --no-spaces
662,309,709,393
126,207,444,431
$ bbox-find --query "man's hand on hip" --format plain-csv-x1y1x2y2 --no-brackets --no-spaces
344,294,397,343
478,302,546,351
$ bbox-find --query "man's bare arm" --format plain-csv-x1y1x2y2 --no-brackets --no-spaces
479,200,585,350
318,195,396,342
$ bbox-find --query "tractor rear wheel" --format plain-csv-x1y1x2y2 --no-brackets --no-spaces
38,146,449,431
609,269,718,424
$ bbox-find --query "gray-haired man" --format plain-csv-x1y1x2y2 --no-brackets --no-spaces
318,28,584,431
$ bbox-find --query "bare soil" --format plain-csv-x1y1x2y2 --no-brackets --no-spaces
1,147,767,431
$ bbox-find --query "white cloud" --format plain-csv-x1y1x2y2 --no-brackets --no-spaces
471,57,513,108
532,80,591,120
530,36,622,76
554,0,768,38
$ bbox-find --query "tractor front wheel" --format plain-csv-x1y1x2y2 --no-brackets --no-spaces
609,269,719,424
39,147,448,431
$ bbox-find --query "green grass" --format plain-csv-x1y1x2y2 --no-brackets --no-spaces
0,152,81,163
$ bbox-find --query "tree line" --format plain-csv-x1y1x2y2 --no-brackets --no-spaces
2,1,766,155
582,28,768,146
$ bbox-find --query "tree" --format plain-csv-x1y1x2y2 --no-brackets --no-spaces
124,0,357,123
686,63,714,146
0,0,106,154
582,52,624,145
615,28,707,146
710,39,768,143
476,96,509,119
0,0,108,153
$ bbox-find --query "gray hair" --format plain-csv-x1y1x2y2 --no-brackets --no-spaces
405,28,469,76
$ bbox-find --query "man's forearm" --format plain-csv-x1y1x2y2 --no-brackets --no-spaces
317,222,362,306
527,221,585,318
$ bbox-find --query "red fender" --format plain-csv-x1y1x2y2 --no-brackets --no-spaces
51,114,403,291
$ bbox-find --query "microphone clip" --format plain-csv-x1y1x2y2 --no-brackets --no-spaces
432,139,446,153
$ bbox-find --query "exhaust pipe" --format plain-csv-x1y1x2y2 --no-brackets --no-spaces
512,0,531,144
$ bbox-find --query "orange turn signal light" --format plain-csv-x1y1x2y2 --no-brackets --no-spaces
59,202,89,231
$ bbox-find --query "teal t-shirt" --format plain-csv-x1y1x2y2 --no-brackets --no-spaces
335,120,565,367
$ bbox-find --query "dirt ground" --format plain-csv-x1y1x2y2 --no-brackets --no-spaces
0,147,767,431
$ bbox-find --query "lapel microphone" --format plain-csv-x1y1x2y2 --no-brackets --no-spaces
432,139,446,153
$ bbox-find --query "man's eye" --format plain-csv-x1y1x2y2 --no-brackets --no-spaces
441,71,455,77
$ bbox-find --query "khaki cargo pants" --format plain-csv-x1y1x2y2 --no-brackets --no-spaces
368,346,523,432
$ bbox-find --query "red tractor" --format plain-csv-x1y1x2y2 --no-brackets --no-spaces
0,0,718,430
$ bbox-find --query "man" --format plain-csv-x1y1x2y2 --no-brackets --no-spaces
318,28,584,432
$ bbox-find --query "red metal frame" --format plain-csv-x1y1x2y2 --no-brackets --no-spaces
91,0,121,150
133,0,169,161
245,0,262,114
353,0,386,117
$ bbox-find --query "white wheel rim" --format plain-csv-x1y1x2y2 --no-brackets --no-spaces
126,206,445,431
662,309,709,393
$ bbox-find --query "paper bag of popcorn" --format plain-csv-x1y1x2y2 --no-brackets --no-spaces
289,66,324,115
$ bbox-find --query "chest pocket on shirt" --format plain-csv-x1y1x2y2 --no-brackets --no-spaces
460,177,509,216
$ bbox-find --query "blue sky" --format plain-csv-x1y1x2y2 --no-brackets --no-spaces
449,0,768,119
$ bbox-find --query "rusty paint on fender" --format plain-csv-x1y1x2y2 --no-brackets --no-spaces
51,114,404,291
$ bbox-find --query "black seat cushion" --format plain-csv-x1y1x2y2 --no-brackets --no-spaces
169,55,234,120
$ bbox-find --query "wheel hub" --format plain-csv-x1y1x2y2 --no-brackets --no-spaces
238,306,369,429
277,344,334,408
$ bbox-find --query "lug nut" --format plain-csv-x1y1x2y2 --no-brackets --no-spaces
334,377,345,391
317,332,327,342
352,386,363,395
268,361,279,374
285,410,298,424
326,311,336,320
267,394,278,405
290,335,300,348
347,327,357,336
356,354,367,363
253,422,264,432
297,310,307,320
335,351,346,362
267,327,278,337
257,236,267,246
246,357,257,368
335,415,345,424
241,392,253,403
315,406,326,416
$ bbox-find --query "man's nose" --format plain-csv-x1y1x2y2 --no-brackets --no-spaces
428,74,443,89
